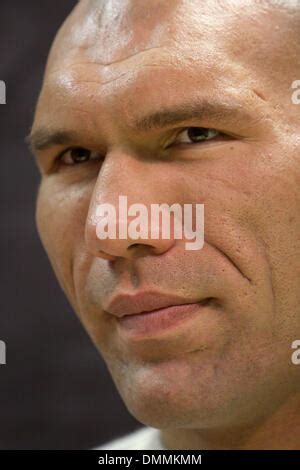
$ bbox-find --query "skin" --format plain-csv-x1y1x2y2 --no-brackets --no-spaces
30,0,300,449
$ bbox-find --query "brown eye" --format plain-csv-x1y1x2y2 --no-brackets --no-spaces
60,147,101,165
174,127,220,144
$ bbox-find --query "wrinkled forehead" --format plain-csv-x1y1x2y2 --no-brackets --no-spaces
35,0,299,132
48,0,193,69
46,0,297,72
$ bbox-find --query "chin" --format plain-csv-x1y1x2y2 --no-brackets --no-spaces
107,356,235,430
106,347,288,432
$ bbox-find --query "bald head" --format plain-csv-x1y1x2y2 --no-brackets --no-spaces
50,0,300,60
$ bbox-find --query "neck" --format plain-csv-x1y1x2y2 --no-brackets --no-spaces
161,392,300,450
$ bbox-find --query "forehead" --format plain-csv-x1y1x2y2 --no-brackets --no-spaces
34,0,297,134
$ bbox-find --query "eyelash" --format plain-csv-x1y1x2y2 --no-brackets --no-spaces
172,127,222,145
57,126,225,166
57,147,102,166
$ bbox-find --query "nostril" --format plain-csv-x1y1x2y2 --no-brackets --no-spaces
128,243,155,250
128,243,157,252
127,243,158,258
128,244,141,250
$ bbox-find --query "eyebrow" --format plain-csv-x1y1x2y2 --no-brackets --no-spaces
26,129,81,153
27,98,246,153
131,99,244,132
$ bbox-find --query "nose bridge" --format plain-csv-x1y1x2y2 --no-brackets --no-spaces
85,149,175,259
92,149,158,209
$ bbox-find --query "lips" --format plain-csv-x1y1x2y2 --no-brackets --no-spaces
104,290,204,317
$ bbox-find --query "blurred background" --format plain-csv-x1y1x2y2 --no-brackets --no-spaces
0,0,140,449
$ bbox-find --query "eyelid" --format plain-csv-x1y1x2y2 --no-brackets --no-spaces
55,146,74,161
176,128,219,143
56,146,102,165
165,126,227,148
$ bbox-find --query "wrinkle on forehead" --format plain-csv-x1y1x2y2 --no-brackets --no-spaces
47,0,300,78
51,0,182,68
52,0,266,82
41,0,300,122
46,0,229,93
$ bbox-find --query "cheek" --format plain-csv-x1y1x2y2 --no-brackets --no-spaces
36,180,91,291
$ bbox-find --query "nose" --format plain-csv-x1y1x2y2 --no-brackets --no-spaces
85,150,176,260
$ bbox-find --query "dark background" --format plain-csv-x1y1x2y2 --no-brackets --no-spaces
0,0,140,449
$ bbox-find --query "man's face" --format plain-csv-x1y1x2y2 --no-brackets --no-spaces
31,0,300,430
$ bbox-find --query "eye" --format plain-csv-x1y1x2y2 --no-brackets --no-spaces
172,127,221,145
58,147,102,165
